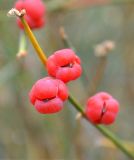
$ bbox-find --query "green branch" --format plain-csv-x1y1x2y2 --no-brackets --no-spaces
68,93,134,159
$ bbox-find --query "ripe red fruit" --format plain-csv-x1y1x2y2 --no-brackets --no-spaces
46,49,82,83
85,92,119,125
14,0,46,29
29,77,68,114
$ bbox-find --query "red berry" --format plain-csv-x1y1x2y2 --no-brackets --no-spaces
14,0,24,10
17,15,35,29
85,92,119,125
29,77,68,114
24,0,45,20
46,49,82,83
14,0,46,29
35,18,45,28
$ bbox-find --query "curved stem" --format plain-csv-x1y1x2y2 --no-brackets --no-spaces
18,15,134,159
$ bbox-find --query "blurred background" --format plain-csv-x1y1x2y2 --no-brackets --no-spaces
0,0,134,159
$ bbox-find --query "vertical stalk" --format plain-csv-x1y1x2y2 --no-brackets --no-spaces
88,56,107,96
17,32,27,57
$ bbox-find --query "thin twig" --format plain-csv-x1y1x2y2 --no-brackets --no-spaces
88,56,107,96
20,17,47,65
69,94,134,159
8,12,134,159
59,27,89,83
59,27,107,97
58,29,133,158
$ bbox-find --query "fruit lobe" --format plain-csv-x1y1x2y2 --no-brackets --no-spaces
46,49,82,83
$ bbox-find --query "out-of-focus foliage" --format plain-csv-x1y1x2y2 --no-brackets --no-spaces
0,0,134,159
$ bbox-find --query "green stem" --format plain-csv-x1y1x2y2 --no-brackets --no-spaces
17,31,27,57
68,94,134,159
68,94,84,114
96,125,134,159
60,29,134,159
19,32,27,52
16,15,134,160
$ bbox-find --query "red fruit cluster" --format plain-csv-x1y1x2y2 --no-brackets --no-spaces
29,49,82,114
46,49,82,83
15,0,46,29
85,92,119,125
14,0,119,125
29,77,68,114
